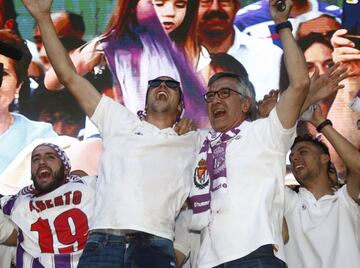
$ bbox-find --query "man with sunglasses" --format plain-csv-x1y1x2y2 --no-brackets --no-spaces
189,1,311,267
22,0,205,267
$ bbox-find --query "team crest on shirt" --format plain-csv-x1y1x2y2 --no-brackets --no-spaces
194,159,209,189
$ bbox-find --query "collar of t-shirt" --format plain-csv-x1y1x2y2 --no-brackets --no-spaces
299,187,337,205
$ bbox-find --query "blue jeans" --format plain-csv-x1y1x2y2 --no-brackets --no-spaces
78,232,126,268
124,232,176,268
213,245,287,268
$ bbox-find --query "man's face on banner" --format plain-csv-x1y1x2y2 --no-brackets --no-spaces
198,0,238,36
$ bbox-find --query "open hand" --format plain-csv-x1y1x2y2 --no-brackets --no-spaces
331,29,360,76
174,118,197,135
22,0,52,21
308,62,348,104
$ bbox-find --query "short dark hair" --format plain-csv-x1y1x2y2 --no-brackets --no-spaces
291,134,330,156
67,11,85,35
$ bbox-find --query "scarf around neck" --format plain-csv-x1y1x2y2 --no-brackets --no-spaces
189,126,241,230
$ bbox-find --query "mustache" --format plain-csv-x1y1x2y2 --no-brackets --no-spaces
203,10,229,21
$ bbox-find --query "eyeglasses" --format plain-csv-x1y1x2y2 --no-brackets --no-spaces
203,88,245,103
148,79,180,89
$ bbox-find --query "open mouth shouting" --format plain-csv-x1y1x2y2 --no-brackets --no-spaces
156,90,169,101
212,108,226,119
37,167,52,183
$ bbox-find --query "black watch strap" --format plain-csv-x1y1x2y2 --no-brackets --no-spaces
316,119,332,133
275,21,293,33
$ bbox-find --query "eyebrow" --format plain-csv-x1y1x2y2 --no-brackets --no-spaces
32,152,58,159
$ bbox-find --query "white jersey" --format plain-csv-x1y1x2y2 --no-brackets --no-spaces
0,176,96,268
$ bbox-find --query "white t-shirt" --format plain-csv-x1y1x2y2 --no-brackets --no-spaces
0,176,96,268
174,209,201,268
91,96,205,240
284,185,360,268
198,27,282,100
196,108,295,268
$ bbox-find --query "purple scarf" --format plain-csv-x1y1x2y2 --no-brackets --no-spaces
189,127,241,230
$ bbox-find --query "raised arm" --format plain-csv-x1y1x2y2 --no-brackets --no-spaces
44,39,103,90
22,0,101,117
309,107,360,204
270,0,310,129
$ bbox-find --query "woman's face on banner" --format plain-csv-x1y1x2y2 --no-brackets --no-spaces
0,55,18,110
152,0,188,34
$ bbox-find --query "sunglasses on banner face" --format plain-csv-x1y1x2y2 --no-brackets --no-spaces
147,79,180,89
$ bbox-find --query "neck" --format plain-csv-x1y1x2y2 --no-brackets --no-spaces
0,111,14,135
200,28,234,54
303,174,334,200
290,1,312,17
145,113,177,130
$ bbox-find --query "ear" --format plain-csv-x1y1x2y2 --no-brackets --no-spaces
176,102,183,117
241,97,252,113
320,154,330,166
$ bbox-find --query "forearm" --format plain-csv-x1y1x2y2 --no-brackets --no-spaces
37,15,77,84
320,124,360,174
271,0,310,128
320,124,360,202
281,28,309,95
44,41,102,90
35,15,100,116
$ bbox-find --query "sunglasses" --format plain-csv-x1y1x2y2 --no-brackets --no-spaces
148,79,180,89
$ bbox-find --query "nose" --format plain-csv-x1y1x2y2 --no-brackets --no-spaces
38,156,46,166
210,0,221,10
163,3,175,17
318,65,326,76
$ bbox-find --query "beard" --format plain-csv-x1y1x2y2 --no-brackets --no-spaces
31,165,66,193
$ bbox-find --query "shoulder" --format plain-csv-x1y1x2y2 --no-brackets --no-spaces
13,114,55,133
337,185,360,212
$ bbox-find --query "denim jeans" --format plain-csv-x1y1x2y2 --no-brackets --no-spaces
213,245,287,268
124,232,176,268
78,232,126,268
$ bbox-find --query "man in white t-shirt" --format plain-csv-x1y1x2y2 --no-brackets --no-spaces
22,0,204,267
0,143,96,267
189,1,310,267
285,106,360,268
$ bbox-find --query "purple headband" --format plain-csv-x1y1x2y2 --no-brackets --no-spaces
32,143,71,175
